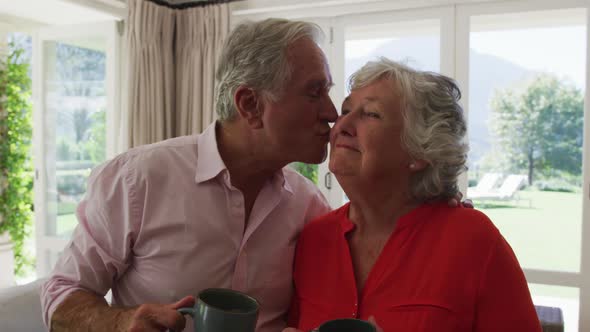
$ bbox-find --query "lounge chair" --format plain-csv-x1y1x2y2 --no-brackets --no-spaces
467,173,502,198
468,174,529,204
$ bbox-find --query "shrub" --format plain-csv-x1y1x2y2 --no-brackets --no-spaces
0,45,34,276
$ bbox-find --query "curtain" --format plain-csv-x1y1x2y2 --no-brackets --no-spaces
175,4,229,135
125,0,230,148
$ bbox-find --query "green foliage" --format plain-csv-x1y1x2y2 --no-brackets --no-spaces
0,45,34,276
84,111,106,163
291,162,318,184
490,74,583,185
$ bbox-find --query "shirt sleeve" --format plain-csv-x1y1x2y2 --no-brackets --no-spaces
40,155,139,328
474,236,542,332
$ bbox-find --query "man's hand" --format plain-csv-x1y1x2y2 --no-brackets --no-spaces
50,290,195,332
447,192,474,208
124,296,195,332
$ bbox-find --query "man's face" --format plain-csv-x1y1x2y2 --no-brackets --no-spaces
261,38,338,164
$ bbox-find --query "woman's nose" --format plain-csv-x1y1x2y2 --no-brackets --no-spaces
335,112,357,137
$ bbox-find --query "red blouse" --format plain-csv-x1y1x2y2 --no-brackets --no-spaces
288,202,541,332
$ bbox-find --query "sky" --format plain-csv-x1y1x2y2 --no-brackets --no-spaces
471,26,586,89
345,25,587,90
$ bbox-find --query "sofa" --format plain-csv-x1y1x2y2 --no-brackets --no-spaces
0,279,46,332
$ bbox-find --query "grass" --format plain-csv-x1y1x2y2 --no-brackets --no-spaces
474,189,582,300
56,213,78,237
475,190,582,273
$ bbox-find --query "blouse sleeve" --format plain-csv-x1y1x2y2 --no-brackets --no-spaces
474,236,542,332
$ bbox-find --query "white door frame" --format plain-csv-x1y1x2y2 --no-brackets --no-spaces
32,21,120,277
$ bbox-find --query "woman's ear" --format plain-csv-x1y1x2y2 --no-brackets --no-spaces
234,86,264,129
408,159,428,172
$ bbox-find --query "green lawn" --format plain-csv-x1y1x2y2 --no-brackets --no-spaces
56,213,78,237
476,190,582,273
475,189,582,299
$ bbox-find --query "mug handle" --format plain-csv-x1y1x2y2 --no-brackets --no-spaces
177,307,196,317
168,307,196,332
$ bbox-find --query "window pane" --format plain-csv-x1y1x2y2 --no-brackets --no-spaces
44,38,107,238
466,9,586,272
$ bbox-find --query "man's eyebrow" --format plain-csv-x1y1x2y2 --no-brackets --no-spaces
307,80,334,89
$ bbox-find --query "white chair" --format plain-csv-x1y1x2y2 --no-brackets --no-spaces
468,174,529,205
467,173,503,198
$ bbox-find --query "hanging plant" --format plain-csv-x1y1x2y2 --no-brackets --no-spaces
0,45,34,277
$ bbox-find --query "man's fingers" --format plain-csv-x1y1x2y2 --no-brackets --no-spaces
170,295,195,310
462,198,474,208
151,307,186,331
132,296,195,331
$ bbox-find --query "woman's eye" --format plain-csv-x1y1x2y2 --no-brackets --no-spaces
363,111,381,119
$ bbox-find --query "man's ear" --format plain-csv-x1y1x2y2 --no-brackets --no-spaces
234,86,264,129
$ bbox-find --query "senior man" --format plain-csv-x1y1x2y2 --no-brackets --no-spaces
42,18,336,332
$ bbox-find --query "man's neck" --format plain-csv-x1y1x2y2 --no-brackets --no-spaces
216,121,285,192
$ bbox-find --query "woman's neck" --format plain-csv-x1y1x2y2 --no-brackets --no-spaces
342,176,418,235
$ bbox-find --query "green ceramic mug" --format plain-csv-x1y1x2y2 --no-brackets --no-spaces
176,288,260,332
313,318,377,332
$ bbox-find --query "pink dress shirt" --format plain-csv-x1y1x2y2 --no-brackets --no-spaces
40,122,331,332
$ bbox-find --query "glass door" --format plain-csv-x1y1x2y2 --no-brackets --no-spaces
456,2,589,331
33,21,120,277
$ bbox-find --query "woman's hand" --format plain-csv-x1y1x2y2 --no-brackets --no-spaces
282,328,303,332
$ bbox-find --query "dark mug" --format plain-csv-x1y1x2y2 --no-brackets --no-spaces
176,288,259,332
313,318,377,332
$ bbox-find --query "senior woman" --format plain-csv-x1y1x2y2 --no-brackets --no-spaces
284,58,541,332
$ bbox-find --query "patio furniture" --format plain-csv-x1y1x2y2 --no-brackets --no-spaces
535,305,564,332
468,174,529,206
467,172,503,198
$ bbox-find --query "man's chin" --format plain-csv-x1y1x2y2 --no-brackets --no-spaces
307,146,328,164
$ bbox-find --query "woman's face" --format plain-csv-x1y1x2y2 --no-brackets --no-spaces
329,78,417,183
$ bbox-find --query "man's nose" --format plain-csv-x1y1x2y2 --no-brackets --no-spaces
320,96,339,122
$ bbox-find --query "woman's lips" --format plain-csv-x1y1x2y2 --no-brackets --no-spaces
334,143,360,152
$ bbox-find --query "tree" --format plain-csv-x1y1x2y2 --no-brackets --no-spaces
291,162,318,184
490,74,583,185
84,111,106,163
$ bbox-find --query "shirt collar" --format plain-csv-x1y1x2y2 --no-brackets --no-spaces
195,122,227,184
338,201,442,235
274,168,293,194
194,121,294,195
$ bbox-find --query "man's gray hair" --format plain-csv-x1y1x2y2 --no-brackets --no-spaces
215,18,324,121
348,57,468,202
